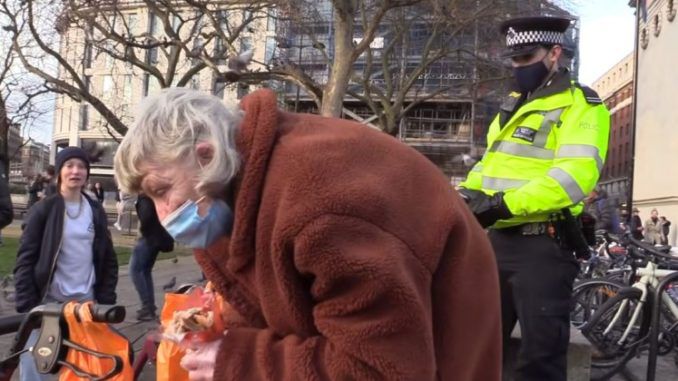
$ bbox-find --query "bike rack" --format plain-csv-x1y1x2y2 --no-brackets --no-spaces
646,270,678,381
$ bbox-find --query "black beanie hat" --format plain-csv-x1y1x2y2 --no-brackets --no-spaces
55,147,91,179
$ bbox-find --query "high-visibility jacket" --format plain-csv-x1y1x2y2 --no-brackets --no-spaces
459,69,610,228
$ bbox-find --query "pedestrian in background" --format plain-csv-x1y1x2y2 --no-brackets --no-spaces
93,182,105,204
630,207,644,240
644,208,663,245
42,165,57,197
660,216,671,245
27,174,43,209
114,87,501,380
13,147,118,381
0,157,13,236
585,187,619,233
114,188,123,230
130,193,174,321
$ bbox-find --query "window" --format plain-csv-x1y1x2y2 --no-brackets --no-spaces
123,75,133,104
267,9,277,31
102,75,114,100
126,13,138,37
171,14,181,34
147,47,158,65
150,13,162,37
241,36,253,52
212,78,226,99
83,42,93,68
265,36,276,63
143,74,161,96
84,75,91,92
79,105,89,131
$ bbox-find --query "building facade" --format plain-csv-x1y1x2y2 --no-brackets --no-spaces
591,53,633,205
9,140,50,183
632,0,678,244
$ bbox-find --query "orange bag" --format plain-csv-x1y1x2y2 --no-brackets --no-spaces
59,301,134,381
157,284,226,381
156,292,192,381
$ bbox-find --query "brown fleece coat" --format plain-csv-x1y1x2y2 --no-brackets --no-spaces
194,89,501,380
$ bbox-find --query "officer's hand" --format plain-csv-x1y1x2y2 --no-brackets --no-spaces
469,192,513,228
457,188,486,204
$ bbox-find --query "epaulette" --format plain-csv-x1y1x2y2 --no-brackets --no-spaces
575,83,603,105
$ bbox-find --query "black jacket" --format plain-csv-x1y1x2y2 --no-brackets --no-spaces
14,193,118,313
136,194,174,252
0,167,13,229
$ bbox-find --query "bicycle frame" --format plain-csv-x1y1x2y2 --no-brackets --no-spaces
603,260,678,345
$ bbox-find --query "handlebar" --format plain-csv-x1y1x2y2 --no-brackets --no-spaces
0,314,26,336
0,303,126,381
90,305,126,324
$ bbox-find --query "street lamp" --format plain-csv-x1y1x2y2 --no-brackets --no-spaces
274,36,325,112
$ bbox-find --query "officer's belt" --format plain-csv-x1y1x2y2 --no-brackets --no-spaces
495,222,550,236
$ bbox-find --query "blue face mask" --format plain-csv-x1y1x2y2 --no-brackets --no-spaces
161,197,234,249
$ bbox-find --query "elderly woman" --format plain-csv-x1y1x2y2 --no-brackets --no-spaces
114,88,501,381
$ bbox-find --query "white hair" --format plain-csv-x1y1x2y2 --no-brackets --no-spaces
114,87,242,195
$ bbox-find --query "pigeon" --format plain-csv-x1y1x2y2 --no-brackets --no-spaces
223,49,254,81
162,276,177,291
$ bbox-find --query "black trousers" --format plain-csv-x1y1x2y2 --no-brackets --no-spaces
489,228,579,381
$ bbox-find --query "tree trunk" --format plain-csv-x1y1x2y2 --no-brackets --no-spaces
0,96,9,176
320,2,355,118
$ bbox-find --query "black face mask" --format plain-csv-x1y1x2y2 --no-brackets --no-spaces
513,60,550,94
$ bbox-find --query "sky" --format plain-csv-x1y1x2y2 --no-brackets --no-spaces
576,0,636,84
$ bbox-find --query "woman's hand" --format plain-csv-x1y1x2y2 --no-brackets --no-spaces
180,339,222,381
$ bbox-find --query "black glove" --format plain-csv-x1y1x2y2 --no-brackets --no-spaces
465,191,513,228
457,188,486,204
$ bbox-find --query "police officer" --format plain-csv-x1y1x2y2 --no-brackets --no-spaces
458,16,610,380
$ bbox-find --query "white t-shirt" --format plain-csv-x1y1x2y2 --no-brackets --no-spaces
48,195,96,301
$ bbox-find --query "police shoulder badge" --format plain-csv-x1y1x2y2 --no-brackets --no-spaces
512,126,537,143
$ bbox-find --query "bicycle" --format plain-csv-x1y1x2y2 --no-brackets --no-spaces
571,232,638,329
0,303,126,381
579,234,678,380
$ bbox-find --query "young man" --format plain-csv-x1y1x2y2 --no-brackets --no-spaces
458,16,610,381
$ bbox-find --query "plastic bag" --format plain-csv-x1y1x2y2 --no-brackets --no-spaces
156,292,193,381
59,301,134,381
157,284,225,381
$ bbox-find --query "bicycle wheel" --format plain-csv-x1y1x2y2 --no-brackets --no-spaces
581,287,651,381
571,278,626,329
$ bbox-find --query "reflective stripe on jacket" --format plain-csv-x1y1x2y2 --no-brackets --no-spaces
460,72,610,228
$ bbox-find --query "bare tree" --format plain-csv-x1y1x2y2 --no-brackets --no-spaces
1,0,577,144
0,12,51,176
1,0,274,138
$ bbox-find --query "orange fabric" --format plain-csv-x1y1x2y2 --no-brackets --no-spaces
59,301,133,381
157,285,227,381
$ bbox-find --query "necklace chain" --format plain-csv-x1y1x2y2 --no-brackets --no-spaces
66,196,84,219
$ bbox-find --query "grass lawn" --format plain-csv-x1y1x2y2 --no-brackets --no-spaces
0,237,189,276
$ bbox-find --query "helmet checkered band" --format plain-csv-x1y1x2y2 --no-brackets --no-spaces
506,27,565,47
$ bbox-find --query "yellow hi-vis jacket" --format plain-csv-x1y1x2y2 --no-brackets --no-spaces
459,70,611,229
